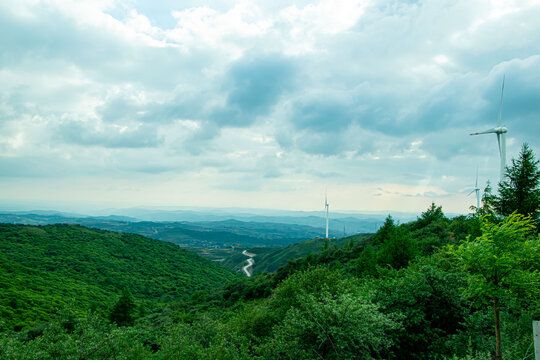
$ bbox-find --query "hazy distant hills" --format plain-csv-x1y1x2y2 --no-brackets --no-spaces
99,207,394,234
0,210,389,247
0,213,320,247
0,223,237,330
0,207,403,241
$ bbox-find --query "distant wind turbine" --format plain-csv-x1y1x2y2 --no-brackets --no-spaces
470,76,508,182
324,190,329,238
468,167,480,212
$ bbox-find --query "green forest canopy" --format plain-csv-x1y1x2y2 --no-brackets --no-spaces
0,223,237,331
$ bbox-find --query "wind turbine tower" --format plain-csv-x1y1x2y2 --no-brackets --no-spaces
468,168,481,211
470,76,508,182
325,191,329,238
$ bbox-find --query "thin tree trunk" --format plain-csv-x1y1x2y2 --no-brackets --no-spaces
494,297,502,360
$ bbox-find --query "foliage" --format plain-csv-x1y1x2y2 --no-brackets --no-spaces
415,202,446,229
0,223,237,330
450,213,539,306
479,181,497,216
378,225,416,269
262,267,399,360
109,290,137,327
266,289,396,360
448,213,540,359
496,143,540,222
0,306,153,359
1,203,538,359
373,215,395,245
372,255,471,359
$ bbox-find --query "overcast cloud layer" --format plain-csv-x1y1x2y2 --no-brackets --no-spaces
1,0,539,214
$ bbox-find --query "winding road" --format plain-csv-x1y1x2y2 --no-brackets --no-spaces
242,250,255,277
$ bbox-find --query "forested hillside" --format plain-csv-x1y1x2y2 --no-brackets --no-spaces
1,209,538,359
0,147,539,359
0,224,237,331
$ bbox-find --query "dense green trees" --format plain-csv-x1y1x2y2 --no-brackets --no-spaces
266,268,397,360
1,199,538,359
496,143,540,221
449,213,539,360
110,290,138,327
372,256,470,359
0,224,237,330
378,225,416,269
478,143,540,221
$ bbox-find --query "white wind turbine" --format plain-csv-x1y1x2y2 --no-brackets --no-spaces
324,190,329,238
470,76,508,182
468,167,480,212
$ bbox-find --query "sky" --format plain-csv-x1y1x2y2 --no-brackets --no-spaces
1,0,539,215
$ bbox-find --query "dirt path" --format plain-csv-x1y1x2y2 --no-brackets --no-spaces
242,250,255,277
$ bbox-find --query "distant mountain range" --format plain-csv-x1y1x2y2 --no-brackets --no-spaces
0,206,418,236
0,212,330,247
96,207,413,233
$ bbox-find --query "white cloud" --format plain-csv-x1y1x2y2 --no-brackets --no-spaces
1,0,539,214
280,0,367,35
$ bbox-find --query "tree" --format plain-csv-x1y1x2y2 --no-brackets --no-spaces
417,202,445,227
378,226,416,269
373,215,396,245
269,289,396,360
109,290,137,327
449,213,539,360
354,245,378,276
372,256,470,359
409,202,447,237
266,267,398,359
479,181,497,216
496,143,540,222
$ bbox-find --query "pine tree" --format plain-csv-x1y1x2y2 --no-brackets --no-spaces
109,289,137,327
419,202,445,224
496,143,540,221
373,215,395,245
378,226,416,269
479,181,497,216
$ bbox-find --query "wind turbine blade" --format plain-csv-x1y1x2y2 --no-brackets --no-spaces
497,75,505,127
497,133,501,158
500,132,507,181
475,167,478,188
470,128,498,135
467,190,475,196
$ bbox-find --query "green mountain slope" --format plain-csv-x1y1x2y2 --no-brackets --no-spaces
0,223,237,331
249,234,371,273
1,204,538,360
213,234,373,275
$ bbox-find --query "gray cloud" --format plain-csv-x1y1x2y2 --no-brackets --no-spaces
1,0,539,213
290,94,355,132
56,120,163,148
210,54,298,126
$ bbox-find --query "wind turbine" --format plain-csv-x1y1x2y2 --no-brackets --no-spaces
468,167,480,212
324,190,329,238
470,76,508,182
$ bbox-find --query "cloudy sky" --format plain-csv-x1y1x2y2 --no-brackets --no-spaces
1,0,539,214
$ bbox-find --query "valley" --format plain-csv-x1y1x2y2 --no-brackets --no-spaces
0,211,380,276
